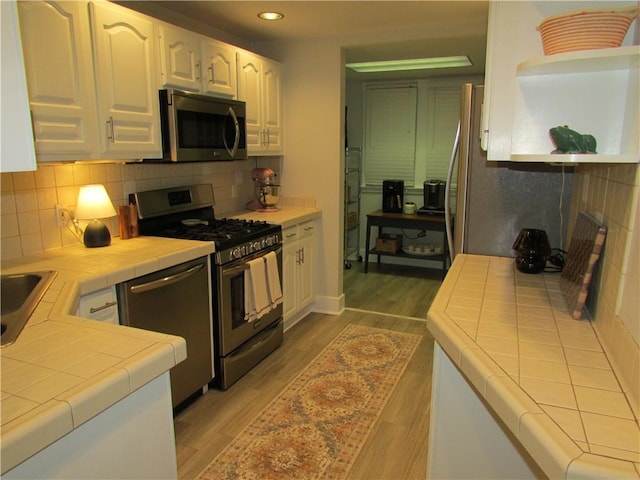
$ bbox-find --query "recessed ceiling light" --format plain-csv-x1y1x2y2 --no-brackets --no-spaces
346,56,472,73
258,12,284,21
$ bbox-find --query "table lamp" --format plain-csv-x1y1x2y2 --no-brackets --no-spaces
75,184,117,248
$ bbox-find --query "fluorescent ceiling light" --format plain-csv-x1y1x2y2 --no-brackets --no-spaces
346,56,472,73
258,12,284,21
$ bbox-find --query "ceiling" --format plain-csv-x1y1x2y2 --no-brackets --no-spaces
118,1,489,81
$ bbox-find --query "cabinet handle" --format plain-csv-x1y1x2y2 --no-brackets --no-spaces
89,301,117,314
301,247,305,264
195,61,201,82
296,248,301,265
286,233,297,239
303,226,314,232
208,65,214,84
107,116,115,142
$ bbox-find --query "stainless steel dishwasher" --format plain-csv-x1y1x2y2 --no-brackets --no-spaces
117,256,214,408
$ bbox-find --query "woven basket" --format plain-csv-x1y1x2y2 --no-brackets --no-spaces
537,6,638,55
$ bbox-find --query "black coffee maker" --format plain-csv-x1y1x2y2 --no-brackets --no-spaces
382,180,404,213
424,179,446,211
513,229,551,274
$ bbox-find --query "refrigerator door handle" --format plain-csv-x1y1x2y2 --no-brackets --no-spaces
445,120,461,264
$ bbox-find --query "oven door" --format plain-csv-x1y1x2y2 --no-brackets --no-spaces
215,246,283,356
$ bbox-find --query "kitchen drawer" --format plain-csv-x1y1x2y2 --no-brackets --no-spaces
283,220,316,245
77,286,119,325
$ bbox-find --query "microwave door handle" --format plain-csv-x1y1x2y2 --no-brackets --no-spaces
226,106,240,157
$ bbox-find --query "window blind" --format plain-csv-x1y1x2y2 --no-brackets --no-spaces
364,85,417,186
423,85,460,181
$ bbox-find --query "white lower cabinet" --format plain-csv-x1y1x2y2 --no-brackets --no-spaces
3,374,177,479
282,220,315,325
77,286,119,324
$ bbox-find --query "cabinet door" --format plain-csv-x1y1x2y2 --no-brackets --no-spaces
298,233,314,309
90,1,161,158
282,240,298,321
17,1,98,160
262,59,283,154
237,51,263,152
158,24,201,92
201,40,237,97
2,0,36,172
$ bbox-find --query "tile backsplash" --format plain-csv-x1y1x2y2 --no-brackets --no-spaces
569,163,639,419
1,158,280,259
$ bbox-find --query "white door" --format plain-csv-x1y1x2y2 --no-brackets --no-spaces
90,1,161,158
262,59,283,154
18,0,98,160
201,40,237,98
159,24,201,92
237,52,263,152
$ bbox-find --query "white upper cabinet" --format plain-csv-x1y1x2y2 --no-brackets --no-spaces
90,1,161,158
17,1,99,162
483,1,639,164
159,23,237,98
1,0,36,172
237,51,283,155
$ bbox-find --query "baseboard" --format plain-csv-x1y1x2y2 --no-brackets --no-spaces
312,294,344,316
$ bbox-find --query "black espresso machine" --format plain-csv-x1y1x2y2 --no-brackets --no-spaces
417,179,446,215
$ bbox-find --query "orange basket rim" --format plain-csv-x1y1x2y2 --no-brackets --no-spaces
537,6,638,31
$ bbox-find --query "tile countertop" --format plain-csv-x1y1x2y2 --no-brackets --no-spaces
427,254,640,479
230,206,321,229
0,236,214,474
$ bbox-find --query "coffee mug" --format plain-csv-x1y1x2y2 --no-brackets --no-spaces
403,202,416,214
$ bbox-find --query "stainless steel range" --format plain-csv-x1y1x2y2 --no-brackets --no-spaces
131,184,283,390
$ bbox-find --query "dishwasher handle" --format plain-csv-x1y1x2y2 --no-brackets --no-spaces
128,263,205,294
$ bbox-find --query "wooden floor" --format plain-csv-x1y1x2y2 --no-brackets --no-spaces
174,265,441,479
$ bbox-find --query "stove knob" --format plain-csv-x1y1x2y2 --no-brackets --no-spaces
253,241,261,252
230,247,240,259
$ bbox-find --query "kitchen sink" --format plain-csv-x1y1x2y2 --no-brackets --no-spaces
1,271,57,347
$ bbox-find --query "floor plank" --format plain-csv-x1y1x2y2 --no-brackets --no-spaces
175,266,440,479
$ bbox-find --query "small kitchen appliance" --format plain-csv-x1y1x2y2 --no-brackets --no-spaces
382,180,404,213
247,167,281,211
425,179,446,210
131,184,283,390
512,228,551,274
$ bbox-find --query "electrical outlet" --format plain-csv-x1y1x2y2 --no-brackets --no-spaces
55,204,69,226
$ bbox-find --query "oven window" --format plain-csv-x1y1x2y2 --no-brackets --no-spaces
230,271,246,330
176,110,246,150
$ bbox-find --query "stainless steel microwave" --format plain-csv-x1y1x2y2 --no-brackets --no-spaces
155,89,247,162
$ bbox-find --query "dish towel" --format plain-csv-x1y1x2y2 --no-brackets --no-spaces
264,251,283,309
244,257,270,322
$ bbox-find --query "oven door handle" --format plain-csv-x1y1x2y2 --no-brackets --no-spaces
128,263,205,294
222,247,282,278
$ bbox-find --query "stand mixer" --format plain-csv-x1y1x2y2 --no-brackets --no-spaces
247,167,281,211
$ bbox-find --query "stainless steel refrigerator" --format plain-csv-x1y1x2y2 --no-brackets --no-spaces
445,84,572,260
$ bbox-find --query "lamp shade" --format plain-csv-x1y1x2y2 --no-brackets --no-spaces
75,184,116,220
75,185,117,248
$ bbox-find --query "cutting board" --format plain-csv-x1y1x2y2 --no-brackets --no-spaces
560,212,607,320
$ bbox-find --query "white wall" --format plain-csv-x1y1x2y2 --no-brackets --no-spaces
257,37,345,311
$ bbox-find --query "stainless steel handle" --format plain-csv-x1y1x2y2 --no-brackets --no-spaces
303,226,314,232
225,106,240,156
222,246,282,278
89,301,117,314
300,247,305,264
208,65,214,84
129,263,205,294
107,116,115,142
195,61,201,82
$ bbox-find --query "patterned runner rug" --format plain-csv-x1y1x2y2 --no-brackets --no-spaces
196,324,422,480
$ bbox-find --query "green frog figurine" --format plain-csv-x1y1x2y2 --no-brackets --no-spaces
549,125,597,154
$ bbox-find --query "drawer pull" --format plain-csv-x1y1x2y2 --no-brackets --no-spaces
89,301,117,314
